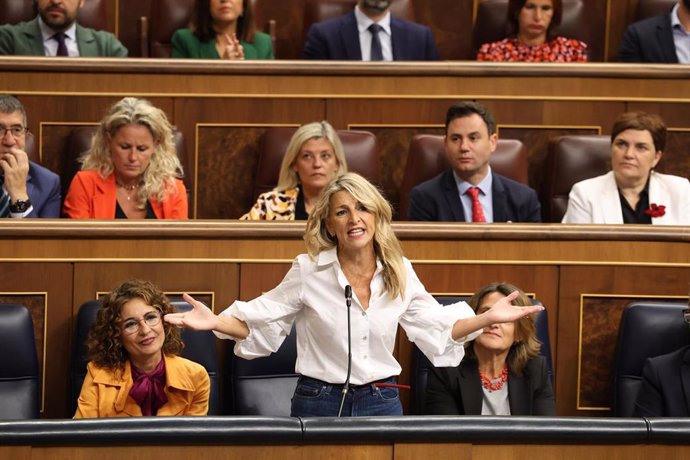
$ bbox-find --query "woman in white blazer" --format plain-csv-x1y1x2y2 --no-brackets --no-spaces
563,112,690,225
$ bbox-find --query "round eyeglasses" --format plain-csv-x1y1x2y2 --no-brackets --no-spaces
120,311,162,335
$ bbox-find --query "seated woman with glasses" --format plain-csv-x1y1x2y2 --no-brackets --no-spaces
74,279,210,418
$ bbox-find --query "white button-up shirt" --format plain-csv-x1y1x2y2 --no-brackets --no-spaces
216,248,480,385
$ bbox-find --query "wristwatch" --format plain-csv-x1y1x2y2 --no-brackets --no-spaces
9,198,31,213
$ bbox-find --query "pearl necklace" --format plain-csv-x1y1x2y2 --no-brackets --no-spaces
479,365,508,392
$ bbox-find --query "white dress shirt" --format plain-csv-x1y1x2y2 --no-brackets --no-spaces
216,248,480,385
354,5,393,61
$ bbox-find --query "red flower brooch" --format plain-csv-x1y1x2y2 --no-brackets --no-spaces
644,203,666,218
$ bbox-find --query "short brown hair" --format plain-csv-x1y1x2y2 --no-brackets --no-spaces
464,282,541,375
610,111,667,153
86,279,184,371
506,0,563,40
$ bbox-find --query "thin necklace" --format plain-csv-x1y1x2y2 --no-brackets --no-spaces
116,181,139,201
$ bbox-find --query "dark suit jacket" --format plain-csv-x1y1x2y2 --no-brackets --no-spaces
303,11,439,60
407,169,541,222
619,9,678,63
424,355,555,416
24,161,61,218
633,346,690,417
0,18,128,57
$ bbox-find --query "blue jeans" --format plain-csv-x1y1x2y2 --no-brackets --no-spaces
290,376,403,417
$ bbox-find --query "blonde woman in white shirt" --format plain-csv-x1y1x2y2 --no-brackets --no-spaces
166,173,542,417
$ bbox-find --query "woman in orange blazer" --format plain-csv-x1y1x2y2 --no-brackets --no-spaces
63,97,187,219
74,279,209,418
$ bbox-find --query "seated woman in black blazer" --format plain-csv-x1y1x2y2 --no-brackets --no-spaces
425,282,555,415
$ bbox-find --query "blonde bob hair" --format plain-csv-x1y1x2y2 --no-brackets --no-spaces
465,282,541,375
304,173,405,299
276,121,348,191
81,97,184,207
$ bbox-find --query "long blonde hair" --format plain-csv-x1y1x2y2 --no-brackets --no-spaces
276,121,348,192
466,282,541,375
304,173,405,299
81,97,184,208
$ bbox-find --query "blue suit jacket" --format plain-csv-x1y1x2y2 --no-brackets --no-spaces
303,11,439,60
25,161,61,218
407,169,541,222
619,9,677,63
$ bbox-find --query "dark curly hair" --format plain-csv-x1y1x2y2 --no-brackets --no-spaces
464,282,541,375
86,280,184,371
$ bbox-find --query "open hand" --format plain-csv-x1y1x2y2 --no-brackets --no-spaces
164,293,218,330
482,290,544,324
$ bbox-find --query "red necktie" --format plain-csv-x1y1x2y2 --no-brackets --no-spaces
466,187,486,223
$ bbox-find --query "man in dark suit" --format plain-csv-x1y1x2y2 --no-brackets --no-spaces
303,0,439,61
619,0,690,63
0,0,127,57
634,309,690,417
407,102,540,222
0,95,61,218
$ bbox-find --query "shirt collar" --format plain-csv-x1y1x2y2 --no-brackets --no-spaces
671,4,688,32
454,167,493,196
354,5,392,35
316,246,383,273
38,15,77,43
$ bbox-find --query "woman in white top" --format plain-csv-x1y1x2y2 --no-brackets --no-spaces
563,111,690,225
166,173,542,417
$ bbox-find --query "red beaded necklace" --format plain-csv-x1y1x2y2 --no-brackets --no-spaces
479,365,509,392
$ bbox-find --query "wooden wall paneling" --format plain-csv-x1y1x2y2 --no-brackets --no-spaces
0,262,73,418
607,0,639,62
416,0,474,60
557,265,690,416
239,263,293,300
117,0,153,57
252,0,307,60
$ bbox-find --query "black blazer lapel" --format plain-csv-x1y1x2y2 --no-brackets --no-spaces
491,173,509,222
655,14,678,63
681,348,690,415
507,371,530,415
441,170,465,221
340,12,362,60
390,17,404,60
458,361,483,415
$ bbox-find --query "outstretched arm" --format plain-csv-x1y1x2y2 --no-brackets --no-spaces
164,293,250,339
450,291,543,341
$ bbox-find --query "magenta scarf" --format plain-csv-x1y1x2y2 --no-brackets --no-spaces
129,358,168,416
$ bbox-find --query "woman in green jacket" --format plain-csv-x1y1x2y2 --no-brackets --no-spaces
172,0,273,60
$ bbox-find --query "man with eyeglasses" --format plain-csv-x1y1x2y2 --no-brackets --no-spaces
0,95,61,218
